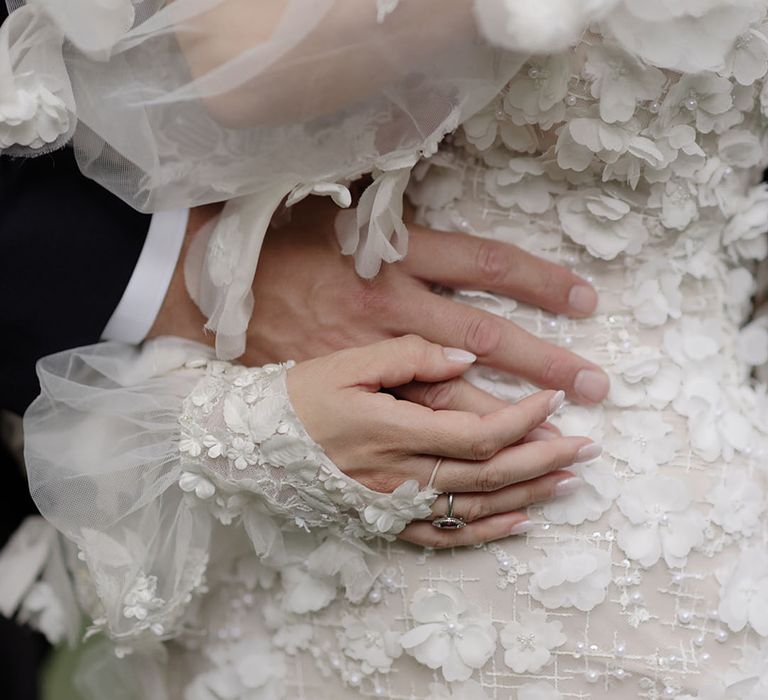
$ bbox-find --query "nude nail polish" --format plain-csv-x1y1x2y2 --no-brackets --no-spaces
443,347,477,364
574,369,610,403
508,519,534,536
548,389,566,415
553,476,585,497
575,443,603,463
568,284,598,314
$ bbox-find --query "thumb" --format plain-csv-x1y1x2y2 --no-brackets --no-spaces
340,335,477,390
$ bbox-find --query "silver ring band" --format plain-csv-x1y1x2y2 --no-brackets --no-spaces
432,492,467,530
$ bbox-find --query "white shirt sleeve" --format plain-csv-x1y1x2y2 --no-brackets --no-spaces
101,209,189,344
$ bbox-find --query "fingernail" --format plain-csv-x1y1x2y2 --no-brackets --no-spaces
508,519,534,536
574,369,610,403
443,347,477,364
568,284,598,314
527,427,559,442
548,389,565,415
553,476,585,497
575,443,603,463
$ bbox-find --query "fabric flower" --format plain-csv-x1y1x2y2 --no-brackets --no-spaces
608,352,682,408
18,582,67,644
622,262,684,327
659,72,734,134
528,544,612,611
360,480,436,536
607,411,681,473
614,475,706,568
585,43,665,123
717,548,768,636
280,563,338,614
557,189,649,260
724,185,768,260
340,612,403,674
723,25,768,86
541,461,619,525
499,610,566,673
504,55,572,128
0,82,70,151
179,471,216,499
648,179,699,230
400,582,497,682
485,159,565,213
708,471,765,537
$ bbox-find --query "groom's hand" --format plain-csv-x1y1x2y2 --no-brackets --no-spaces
244,199,609,404
151,198,609,404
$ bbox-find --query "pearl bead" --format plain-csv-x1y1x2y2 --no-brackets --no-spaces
589,644,599,653
694,634,706,647
563,336,574,347
348,672,361,686
499,558,512,571
585,669,600,683
330,656,341,669
615,643,626,657
369,589,382,604
630,592,644,604
615,668,627,680
715,628,728,643
659,514,670,526
576,642,586,651
565,95,577,106
701,652,712,662
668,654,678,664
678,610,692,625
528,67,541,79
684,97,698,111
374,687,385,697
547,318,559,329
709,609,720,621
663,687,677,698
672,573,684,585
648,100,660,113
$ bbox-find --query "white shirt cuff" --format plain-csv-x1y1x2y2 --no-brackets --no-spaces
101,209,189,344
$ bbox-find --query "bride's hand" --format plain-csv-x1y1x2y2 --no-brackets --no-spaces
287,335,600,549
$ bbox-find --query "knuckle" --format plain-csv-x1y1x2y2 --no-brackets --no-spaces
349,281,395,320
475,240,509,286
475,462,503,491
420,380,460,410
462,497,488,523
469,435,499,462
537,350,571,389
463,315,501,358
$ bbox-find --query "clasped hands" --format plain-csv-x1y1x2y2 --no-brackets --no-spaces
151,198,608,547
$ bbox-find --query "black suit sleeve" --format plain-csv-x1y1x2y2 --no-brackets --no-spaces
0,148,152,415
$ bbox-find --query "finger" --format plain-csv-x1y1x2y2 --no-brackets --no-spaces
434,436,599,492
398,511,531,549
394,377,508,415
523,423,561,442
331,334,477,390
399,291,609,404
393,389,566,460
430,470,578,522
404,226,598,318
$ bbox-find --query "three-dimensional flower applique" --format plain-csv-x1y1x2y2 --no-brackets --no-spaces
614,475,706,568
659,72,735,134
723,24,768,86
504,55,572,129
717,547,768,636
541,461,619,525
279,562,338,615
185,638,286,700
340,612,403,674
528,544,613,611
607,411,682,473
18,582,68,644
608,351,682,408
361,480,435,536
400,582,497,682
555,115,640,173
425,679,491,700
648,179,699,230
621,261,684,327
517,681,564,700
0,81,70,151
499,609,566,673
485,159,565,213
585,43,666,123
724,185,768,260
556,189,649,260
707,470,765,537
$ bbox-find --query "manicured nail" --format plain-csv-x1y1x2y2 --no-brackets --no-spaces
575,443,602,463
548,389,565,415
527,427,559,442
553,476,585,497
568,284,598,314
443,347,477,364
509,519,534,536
574,369,610,403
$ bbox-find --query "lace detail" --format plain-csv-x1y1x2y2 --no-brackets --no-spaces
178,357,437,540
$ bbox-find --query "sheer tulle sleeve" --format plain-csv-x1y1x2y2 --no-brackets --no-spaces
0,0,613,357
23,338,435,647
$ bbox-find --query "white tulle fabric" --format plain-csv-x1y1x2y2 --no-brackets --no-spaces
21,339,435,648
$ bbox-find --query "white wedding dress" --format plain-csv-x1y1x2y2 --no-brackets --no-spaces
6,2,768,700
